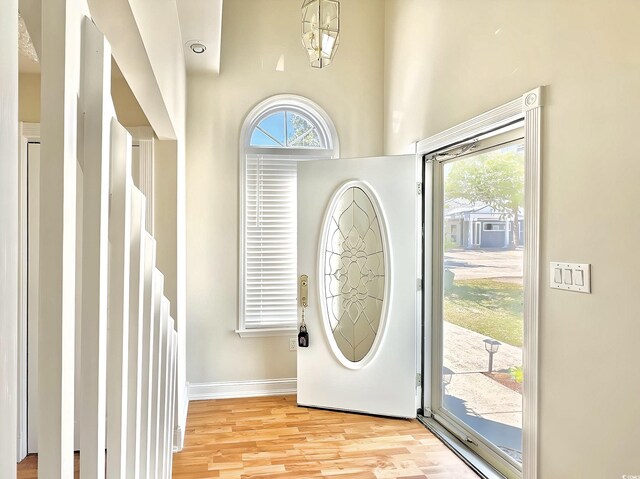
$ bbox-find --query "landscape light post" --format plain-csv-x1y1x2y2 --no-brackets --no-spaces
484,339,501,373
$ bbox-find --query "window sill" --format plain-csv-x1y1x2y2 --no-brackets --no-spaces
235,327,297,338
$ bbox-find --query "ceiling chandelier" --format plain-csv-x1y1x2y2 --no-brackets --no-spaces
301,0,340,68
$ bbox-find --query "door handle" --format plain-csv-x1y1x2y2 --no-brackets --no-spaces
298,275,309,347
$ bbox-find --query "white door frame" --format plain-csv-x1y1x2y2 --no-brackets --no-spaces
17,122,41,461
418,87,542,479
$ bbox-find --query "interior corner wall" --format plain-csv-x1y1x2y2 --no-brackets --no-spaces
0,0,19,475
383,1,640,477
185,0,385,385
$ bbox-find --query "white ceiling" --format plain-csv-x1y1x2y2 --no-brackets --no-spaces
18,0,41,73
176,0,223,74
18,0,223,75
18,13,39,73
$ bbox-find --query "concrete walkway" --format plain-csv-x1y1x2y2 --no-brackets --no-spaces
442,322,523,460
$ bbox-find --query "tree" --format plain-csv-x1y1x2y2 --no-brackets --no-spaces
288,112,321,147
445,150,524,248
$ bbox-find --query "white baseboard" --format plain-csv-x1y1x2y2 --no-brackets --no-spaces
188,378,297,401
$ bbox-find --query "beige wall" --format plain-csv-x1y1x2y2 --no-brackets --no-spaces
185,0,385,383
154,139,178,320
385,1,640,477
112,76,151,127
19,72,150,127
19,74,40,123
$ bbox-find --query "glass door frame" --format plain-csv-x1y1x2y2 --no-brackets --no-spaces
429,129,525,478
418,88,543,479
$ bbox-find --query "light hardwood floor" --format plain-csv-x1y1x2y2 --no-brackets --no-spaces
16,453,80,478
172,395,478,479
17,395,478,478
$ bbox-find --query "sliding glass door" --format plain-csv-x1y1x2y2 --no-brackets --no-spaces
429,127,525,477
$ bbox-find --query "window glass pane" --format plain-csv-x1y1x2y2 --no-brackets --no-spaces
296,129,322,148
286,112,322,147
442,142,525,464
250,129,281,147
251,112,286,146
322,186,386,363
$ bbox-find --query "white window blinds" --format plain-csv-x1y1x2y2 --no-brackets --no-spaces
244,155,298,328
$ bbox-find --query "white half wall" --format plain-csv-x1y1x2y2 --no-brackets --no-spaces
18,35,188,449
384,1,640,477
0,1,19,476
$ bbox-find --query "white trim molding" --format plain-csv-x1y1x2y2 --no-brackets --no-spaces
188,378,297,401
240,94,340,159
417,97,523,155
522,86,543,479
235,327,297,338
420,87,543,479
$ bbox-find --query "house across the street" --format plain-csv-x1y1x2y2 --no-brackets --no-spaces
445,203,524,250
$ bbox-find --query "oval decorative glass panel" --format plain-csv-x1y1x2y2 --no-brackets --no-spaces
321,182,388,366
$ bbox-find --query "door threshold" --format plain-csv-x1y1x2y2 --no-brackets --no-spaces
417,415,507,479
298,401,414,421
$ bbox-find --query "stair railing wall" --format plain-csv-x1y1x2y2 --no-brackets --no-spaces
77,17,179,479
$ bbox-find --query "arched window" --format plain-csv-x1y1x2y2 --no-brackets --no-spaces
250,110,326,148
238,95,338,336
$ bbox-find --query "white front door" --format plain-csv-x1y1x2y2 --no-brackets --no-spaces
297,155,419,418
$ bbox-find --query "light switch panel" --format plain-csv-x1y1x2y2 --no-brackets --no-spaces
554,268,562,284
550,262,591,293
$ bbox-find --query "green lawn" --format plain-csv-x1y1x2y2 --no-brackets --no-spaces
444,278,523,347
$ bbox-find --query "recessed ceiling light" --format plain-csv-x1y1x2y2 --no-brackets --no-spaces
186,40,206,54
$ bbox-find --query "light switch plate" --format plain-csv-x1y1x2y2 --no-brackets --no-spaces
550,262,591,293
